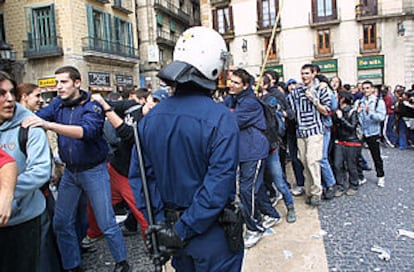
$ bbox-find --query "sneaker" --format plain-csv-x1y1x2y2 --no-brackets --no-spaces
335,189,345,197
244,230,263,248
377,177,385,188
114,260,130,272
81,235,102,248
358,178,367,186
309,196,321,207
120,224,137,237
324,186,335,200
271,193,283,207
286,205,296,223
262,215,282,229
345,188,358,196
291,186,304,196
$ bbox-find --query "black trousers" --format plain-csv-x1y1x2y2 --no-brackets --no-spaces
334,144,360,190
0,214,41,272
364,135,385,177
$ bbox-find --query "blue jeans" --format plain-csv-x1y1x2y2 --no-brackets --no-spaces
321,131,336,188
398,118,408,150
286,134,304,187
384,113,398,145
53,162,127,269
266,149,294,207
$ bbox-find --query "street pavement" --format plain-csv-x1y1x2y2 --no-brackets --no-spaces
82,146,414,271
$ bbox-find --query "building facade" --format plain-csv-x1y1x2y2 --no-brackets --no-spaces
0,0,139,94
136,0,200,89
201,0,414,87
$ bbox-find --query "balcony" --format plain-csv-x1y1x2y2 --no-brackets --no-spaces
256,20,281,35
359,37,381,54
313,43,335,59
156,29,178,48
92,0,110,4
309,9,340,28
210,0,230,7
23,36,63,59
112,0,133,14
82,37,139,64
154,0,190,25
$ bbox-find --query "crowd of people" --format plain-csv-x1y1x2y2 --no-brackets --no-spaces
1,26,414,272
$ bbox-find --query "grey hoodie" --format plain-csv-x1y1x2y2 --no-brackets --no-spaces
0,103,51,226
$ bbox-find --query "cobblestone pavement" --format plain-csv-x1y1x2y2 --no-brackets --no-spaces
319,147,414,272
81,146,414,271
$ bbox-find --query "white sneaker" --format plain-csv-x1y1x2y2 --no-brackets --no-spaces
358,178,367,186
81,235,102,248
377,177,385,188
244,230,263,248
271,193,283,207
262,215,282,229
291,186,304,196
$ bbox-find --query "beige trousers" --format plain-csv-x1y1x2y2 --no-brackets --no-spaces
297,134,323,197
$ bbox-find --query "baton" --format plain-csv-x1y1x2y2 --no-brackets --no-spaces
132,121,162,272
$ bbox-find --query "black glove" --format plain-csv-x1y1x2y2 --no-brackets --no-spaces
155,222,187,250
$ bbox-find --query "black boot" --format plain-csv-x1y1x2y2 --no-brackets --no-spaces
114,260,130,272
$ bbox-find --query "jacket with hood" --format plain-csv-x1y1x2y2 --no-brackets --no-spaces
0,103,51,226
223,86,269,162
36,90,108,171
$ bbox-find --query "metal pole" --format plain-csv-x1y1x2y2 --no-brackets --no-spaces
132,121,163,272
255,0,285,94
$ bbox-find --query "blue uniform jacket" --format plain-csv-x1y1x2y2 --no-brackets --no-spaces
36,90,108,171
128,92,239,241
223,87,269,162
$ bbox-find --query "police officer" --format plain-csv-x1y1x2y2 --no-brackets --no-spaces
128,27,244,271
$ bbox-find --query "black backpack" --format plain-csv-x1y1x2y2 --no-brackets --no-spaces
18,126,29,156
255,98,283,150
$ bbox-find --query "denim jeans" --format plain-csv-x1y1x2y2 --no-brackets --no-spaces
286,134,304,187
398,118,408,150
321,131,336,188
239,160,266,232
53,162,127,269
383,113,398,145
265,148,294,207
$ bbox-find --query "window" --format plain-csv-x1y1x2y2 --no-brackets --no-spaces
212,6,233,35
257,0,278,29
311,0,337,22
86,6,112,49
114,17,133,54
360,0,378,16
264,36,277,60
28,4,57,49
317,29,330,54
363,23,376,50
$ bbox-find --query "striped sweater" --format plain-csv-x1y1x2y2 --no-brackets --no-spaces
288,80,331,138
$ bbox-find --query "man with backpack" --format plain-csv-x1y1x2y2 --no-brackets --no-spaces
260,75,296,223
224,68,280,248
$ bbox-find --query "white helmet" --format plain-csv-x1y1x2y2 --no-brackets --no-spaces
174,26,228,81
157,26,229,90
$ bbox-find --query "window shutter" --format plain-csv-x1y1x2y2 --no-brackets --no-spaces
86,5,94,38
212,10,217,31
229,6,234,31
49,4,57,44
257,0,262,29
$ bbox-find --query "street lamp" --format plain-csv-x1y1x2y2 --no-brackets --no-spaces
0,40,16,61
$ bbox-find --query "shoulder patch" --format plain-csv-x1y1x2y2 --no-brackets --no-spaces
93,105,102,114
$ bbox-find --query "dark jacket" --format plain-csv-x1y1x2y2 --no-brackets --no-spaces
223,86,269,162
333,105,360,142
108,100,144,176
37,90,108,171
129,90,239,241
